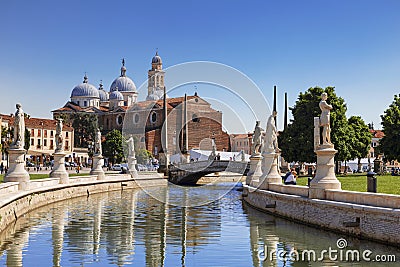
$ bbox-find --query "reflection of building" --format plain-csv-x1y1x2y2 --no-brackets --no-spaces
0,114,74,166
52,53,230,158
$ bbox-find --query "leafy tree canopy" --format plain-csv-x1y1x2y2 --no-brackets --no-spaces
347,116,371,161
379,95,400,162
136,149,152,165
69,113,98,148
103,129,124,164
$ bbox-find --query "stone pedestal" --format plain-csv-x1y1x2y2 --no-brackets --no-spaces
309,145,341,199
127,156,138,179
90,155,105,180
4,148,30,190
259,151,282,190
246,154,263,187
50,152,69,184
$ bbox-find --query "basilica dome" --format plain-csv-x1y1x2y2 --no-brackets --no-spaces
71,75,99,98
109,89,124,101
110,59,136,92
146,88,165,101
98,86,109,102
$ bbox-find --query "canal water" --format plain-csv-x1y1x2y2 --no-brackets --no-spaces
0,182,399,266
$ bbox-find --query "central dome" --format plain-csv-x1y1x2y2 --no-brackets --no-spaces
110,59,136,92
110,76,136,92
71,75,99,98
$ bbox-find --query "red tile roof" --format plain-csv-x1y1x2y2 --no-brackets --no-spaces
370,129,384,138
0,114,73,131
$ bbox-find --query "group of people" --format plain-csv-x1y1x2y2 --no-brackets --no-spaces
283,168,297,185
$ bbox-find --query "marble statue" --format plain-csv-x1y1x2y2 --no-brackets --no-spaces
126,135,135,158
208,139,217,161
94,128,102,156
251,121,263,155
11,103,25,149
319,93,333,145
55,118,64,152
263,112,279,153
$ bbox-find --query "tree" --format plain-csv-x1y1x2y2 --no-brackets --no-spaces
136,149,152,165
379,95,400,162
278,86,352,167
103,129,124,164
69,113,98,148
347,116,371,172
24,128,30,151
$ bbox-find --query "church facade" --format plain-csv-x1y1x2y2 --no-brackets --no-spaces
53,53,230,160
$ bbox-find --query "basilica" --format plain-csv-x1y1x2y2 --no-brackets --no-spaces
53,53,230,159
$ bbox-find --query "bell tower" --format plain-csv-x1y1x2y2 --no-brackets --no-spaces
147,51,165,99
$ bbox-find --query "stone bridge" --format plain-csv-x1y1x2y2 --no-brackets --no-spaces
168,160,249,185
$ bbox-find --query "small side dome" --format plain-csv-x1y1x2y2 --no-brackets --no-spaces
152,51,162,64
98,81,109,102
146,93,160,101
109,89,124,101
71,75,99,98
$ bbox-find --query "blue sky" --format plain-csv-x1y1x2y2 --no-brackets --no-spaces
1,0,399,132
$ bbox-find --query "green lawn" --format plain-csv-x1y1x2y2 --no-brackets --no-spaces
0,173,90,183
296,174,400,195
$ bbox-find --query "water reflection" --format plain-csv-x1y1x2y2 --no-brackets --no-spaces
0,183,399,266
244,203,400,266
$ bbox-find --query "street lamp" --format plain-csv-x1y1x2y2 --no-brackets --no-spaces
2,131,11,169
88,141,94,168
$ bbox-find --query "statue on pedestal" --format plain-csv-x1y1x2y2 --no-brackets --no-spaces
319,93,333,145
263,112,279,153
126,135,136,158
55,118,64,153
251,121,263,155
11,103,25,149
94,128,102,156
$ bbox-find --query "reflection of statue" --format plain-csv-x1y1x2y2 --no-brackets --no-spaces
11,103,25,149
319,93,333,145
251,121,263,155
55,118,64,152
241,150,245,161
94,129,102,156
263,112,279,153
126,135,135,158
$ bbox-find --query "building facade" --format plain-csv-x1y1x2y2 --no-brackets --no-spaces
53,53,231,161
229,133,252,154
0,114,74,166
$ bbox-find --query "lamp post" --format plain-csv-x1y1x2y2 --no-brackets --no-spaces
2,131,11,169
88,141,94,168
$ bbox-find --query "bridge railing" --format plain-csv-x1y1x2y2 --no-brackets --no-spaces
169,160,248,174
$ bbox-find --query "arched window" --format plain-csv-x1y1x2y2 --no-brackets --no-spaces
116,115,123,126
134,113,140,124
150,111,157,123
